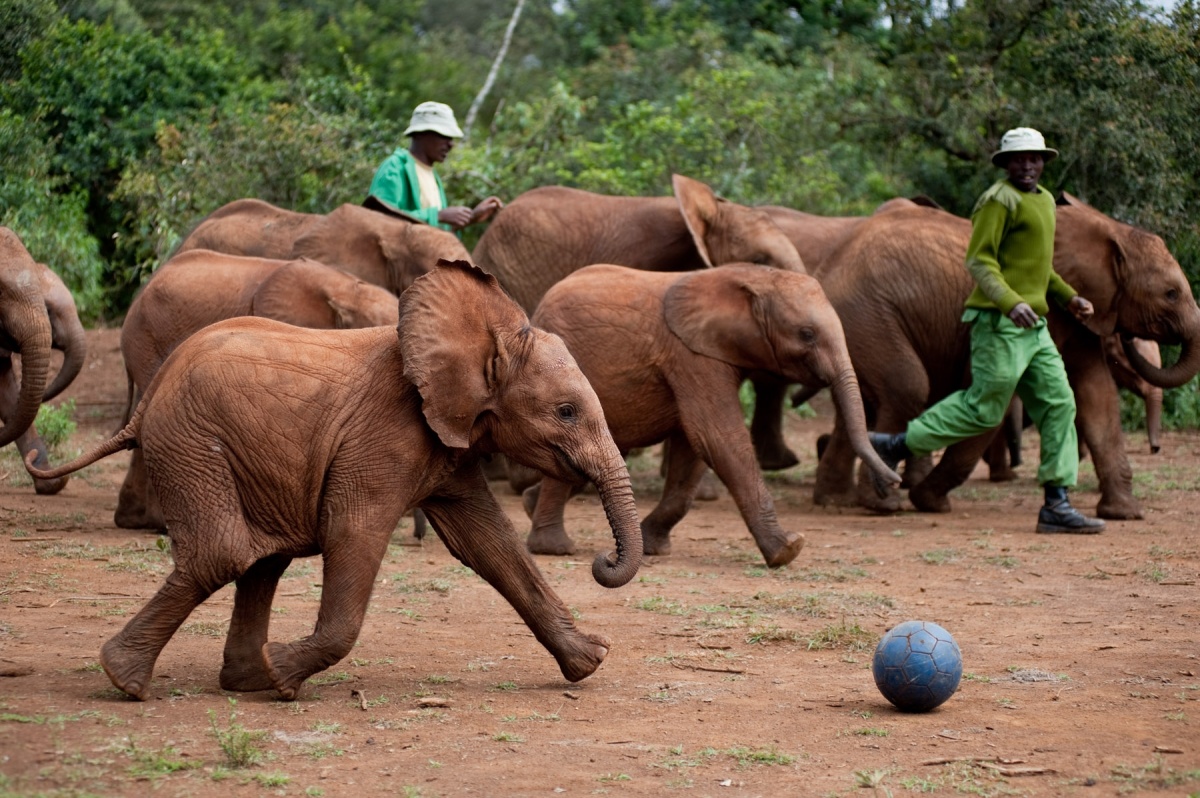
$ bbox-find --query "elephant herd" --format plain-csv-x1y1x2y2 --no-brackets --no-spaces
2,173,1195,701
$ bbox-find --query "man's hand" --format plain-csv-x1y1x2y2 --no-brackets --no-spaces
437,205,474,230
1007,302,1039,328
470,196,504,224
1066,295,1095,323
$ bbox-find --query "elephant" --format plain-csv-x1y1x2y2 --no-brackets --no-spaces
522,264,901,568
472,174,808,472
176,198,471,295
983,336,1164,481
807,195,1200,519
0,227,87,495
115,250,401,530
27,260,642,701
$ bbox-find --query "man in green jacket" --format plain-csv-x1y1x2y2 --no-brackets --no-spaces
869,127,1106,534
366,101,503,232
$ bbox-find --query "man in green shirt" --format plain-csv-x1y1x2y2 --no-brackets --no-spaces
365,101,503,232
869,127,1105,534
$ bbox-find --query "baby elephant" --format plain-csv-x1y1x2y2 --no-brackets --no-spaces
28,260,642,701
525,264,900,568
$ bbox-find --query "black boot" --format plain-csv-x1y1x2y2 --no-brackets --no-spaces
1037,485,1105,534
868,431,911,473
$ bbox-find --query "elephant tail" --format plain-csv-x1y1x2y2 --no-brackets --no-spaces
25,401,144,480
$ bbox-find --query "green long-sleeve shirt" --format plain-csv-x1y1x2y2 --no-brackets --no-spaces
963,179,1077,317
367,148,451,230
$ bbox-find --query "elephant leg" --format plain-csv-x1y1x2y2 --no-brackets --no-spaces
1067,347,1142,519
813,415,859,507
983,425,1016,482
661,438,718,501
13,426,68,495
220,553,293,692
641,431,709,557
423,468,610,682
115,448,167,531
412,509,427,540
101,523,239,701
749,376,799,470
908,434,994,513
262,526,392,701
526,478,583,556
680,400,804,568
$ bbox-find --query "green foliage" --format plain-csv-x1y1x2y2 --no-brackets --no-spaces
35,400,77,451
0,110,107,321
0,0,56,81
207,698,267,768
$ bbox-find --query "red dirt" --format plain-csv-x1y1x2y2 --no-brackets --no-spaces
1,328,1197,797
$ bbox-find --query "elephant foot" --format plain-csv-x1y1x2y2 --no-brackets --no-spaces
100,636,152,701
526,525,576,556
33,475,69,495
553,631,610,683
694,472,720,502
758,531,806,569
908,482,952,514
641,524,673,557
262,641,310,701
813,487,859,507
856,486,902,514
219,659,275,692
988,467,1018,483
755,441,800,472
1096,495,1144,521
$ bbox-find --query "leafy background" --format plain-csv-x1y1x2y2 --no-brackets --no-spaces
2,0,1198,426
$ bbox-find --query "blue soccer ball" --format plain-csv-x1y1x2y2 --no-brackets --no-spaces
872,620,963,712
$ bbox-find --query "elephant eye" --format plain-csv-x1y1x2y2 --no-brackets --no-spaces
556,403,577,422
798,327,817,343
1167,288,1180,302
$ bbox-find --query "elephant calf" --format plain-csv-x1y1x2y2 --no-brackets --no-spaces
525,264,900,568
28,260,642,701
116,250,400,530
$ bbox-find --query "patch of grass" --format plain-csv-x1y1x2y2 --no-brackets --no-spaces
984,555,1020,569
208,698,267,769
255,771,290,787
918,548,960,565
1111,756,1200,794
490,681,518,692
598,772,632,782
726,746,795,768
120,737,199,780
806,620,875,652
423,674,457,685
309,670,352,686
35,399,77,450
746,624,803,645
634,596,688,616
180,620,227,637
303,742,344,760
491,731,524,743
853,727,889,737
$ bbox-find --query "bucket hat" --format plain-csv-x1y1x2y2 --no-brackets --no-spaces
403,101,464,139
991,127,1058,167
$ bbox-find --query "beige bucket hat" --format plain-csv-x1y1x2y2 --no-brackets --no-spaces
403,101,464,139
991,127,1058,167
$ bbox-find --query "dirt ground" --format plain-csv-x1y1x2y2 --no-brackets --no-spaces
1,327,1198,798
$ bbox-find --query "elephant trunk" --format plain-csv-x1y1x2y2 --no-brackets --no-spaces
583,440,643,588
43,307,87,401
1122,330,1200,389
830,366,902,487
0,296,53,447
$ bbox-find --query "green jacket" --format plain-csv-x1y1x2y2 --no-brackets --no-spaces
367,148,451,230
963,179,1076,317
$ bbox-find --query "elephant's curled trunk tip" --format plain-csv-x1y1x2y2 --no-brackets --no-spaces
591,548,640,588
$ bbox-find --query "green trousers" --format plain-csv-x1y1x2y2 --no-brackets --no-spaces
906,309,1078,488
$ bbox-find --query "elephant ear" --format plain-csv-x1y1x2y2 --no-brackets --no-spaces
672,174,721,268
663,268,780,372
399,259,526,448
